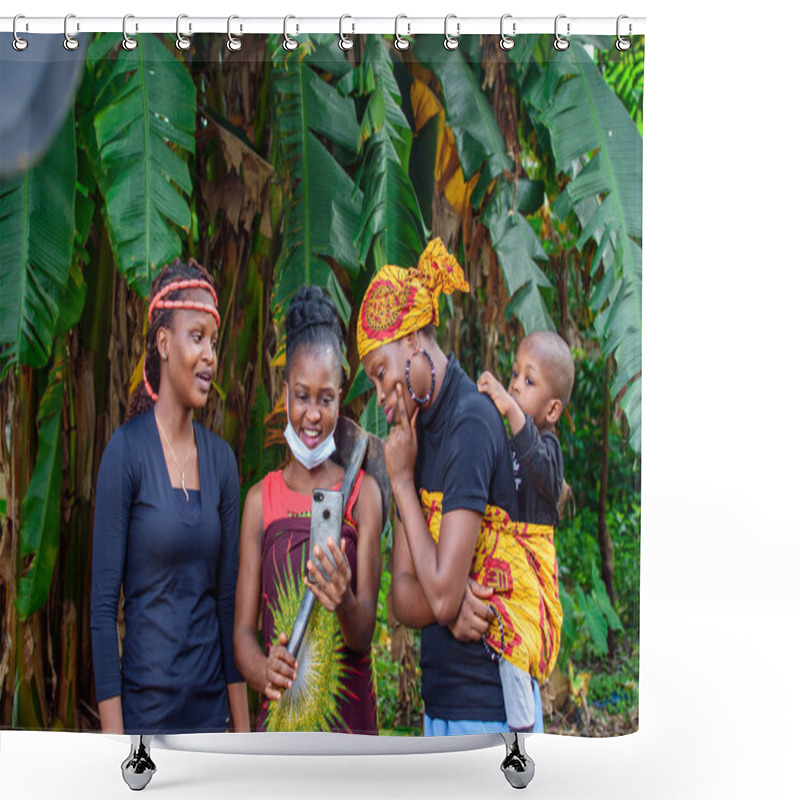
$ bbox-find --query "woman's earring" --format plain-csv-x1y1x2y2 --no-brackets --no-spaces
405,349,436,405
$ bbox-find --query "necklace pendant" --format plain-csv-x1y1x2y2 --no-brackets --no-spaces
181,472,188,502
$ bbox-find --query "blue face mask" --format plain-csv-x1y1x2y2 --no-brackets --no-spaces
283,394,337,470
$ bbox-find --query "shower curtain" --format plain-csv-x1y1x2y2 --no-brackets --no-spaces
0,25,642,740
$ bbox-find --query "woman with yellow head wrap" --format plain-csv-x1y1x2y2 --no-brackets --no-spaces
360,238,552,737
357,237,469,360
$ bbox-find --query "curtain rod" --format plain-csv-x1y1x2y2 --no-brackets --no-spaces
1,15,646,37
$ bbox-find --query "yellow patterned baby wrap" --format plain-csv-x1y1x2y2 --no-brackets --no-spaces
420,490,562,682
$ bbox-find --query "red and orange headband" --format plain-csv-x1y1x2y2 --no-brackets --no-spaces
143,278,220,402
148,278,220,327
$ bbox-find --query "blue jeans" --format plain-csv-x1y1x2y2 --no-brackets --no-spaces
423,716,510,736
423,678,544,736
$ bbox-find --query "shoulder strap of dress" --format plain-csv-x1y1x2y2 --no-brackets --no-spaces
261,471,285,533
344,469,365,527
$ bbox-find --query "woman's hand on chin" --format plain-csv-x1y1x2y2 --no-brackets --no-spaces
384,383,418,491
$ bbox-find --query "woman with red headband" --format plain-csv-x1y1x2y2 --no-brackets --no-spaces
90,258,248,734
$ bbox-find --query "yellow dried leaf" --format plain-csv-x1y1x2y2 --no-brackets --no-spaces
129,349,145,396
410,79,476,217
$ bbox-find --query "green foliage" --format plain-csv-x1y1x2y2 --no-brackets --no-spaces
528,41,642,450
240,384,284,506
413,36,552,335
15,342,67,619
353,36,427,269
359,392,388,440
557,351,640,664
557,499,640,662
372,570,398,731
484,183,553,333
413,38,511,179
598,44,645,133
561,353,640,510
609,501,641,633
371,568,423,734
588,663,639,716
560,560,622,662
89,34,197,296
0,111,76,376
270,37,362,325
583,642,639,724
344,363,373,405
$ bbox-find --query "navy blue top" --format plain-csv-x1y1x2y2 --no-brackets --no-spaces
90,409,242,734
510,415,563,526
415,355,519,722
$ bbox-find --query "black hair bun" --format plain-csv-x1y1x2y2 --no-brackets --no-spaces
286,285,342,349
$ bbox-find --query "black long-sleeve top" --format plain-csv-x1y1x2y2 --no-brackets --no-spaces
509,415,563,526
90,409,242,733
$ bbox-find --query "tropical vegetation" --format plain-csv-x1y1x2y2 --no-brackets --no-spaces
0,32,642,735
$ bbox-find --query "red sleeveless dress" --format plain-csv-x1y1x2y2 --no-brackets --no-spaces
256,470,378,734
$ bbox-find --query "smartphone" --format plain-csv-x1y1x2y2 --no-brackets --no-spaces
307,488,343,583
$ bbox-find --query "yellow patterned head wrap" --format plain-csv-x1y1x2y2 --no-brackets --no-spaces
357,238,470,361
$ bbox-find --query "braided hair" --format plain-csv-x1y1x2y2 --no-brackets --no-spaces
285,286,343,386
127,257,216,420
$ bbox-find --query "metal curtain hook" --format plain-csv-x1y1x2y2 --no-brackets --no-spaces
444,14,459,50
122,14,138,51
12,14,29,51
616,15,632,51
227,15,242,51
553,14,570,51
339,14,354,50
394,14,410,51
63,13,79,51
499,14,515,50
283,15,298,51
176,14,191,50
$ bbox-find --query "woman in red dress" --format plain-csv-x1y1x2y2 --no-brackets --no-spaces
233,286,383,733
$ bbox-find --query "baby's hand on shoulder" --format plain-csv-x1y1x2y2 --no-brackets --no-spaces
478,371,511,417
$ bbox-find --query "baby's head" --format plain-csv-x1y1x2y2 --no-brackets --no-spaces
508,331,574,432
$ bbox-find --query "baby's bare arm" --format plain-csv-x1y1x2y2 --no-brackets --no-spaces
477,371,525,434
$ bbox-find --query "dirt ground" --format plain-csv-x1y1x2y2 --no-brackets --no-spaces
546,705,639,737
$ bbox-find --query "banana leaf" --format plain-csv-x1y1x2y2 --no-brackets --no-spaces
412,36,511,180
414,37,552,335
0,110,76,377
90,33,196,296
482,182,553,333
355,36,426,269
359,392,388,440
271,40,363,324
528,41,642,450
15,340,67,619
